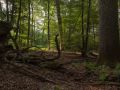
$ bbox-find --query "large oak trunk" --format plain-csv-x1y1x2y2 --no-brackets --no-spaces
98,0,119,66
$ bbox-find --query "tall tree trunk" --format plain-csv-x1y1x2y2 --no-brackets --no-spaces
84,0,91,56
67,0,72,49
98,0,119,67
0,2,2,20
31,4,34,46
48,0,50,50
10,0,15,24
81,0,85,56
33,21,36,44
6,0,9,22
42,29,45,45
92,22,96,49
15,0,22,42
27,0,31,47
54,0,63,50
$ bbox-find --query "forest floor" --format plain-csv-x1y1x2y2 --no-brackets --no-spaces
0,50,120,90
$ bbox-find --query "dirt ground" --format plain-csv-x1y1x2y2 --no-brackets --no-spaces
0,51,120,90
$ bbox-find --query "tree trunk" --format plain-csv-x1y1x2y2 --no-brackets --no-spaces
81,0,85,56
33,21,36,44
85,0,91,56
31,3,34,46
48,0,50,50
0,2,2,20
6,0,9,22
15,0,22,42
92,22,96,49
67,0,72,49
0,21,12,57
54,0,63,50
27,0,31,47
10,0,15,24
98,0,119,67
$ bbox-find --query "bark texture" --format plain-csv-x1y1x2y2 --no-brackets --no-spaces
98,0,119,66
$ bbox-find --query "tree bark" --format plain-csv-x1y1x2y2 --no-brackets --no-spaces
81,0,85,56
98,0,119,67
27,0,31,47
15,0,22,42
0,21,12,57
85,0,91,56
31,3,34,46
54,0,63,50
10,0,15,24
48,0,50,50
6,0,9,22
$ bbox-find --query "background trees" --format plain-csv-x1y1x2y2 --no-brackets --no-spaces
0,0,99,51
0,0,119,66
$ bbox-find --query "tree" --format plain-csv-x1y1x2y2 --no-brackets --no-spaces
6,0,9,22
0,21,12,56
10,0,15,24
98,0,119,67
31,3,34,46
81,0,91,57
27,0,31,47
81,0,85,56
54,0,63,50
48,0,50,50
15,0,22,42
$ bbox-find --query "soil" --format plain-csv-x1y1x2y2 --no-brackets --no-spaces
0,51,120,90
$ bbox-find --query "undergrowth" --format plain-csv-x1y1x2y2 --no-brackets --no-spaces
84,61,120,82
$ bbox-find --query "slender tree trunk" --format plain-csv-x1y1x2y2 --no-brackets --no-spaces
0,2,2,20
15,0,21,42
92,22,96,49
48,0,50,50
42,29,45,45
84,0,91,56
81,0,85,56
31,4,34,46
54,0,63,50
18,16,22,45
27,0,31,47
98,0,119,67
67,1,72,49
33,21,36,44
10,0,15,24
6,0,9,22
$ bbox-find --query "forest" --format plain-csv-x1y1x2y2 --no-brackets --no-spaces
0,0,120,90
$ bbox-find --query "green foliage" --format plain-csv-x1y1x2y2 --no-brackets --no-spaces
113,63,120,77
0,0,100,50
114,63,120,73
54,85,61,90
85,62,112,81
97,65,110,81
85,61,97,72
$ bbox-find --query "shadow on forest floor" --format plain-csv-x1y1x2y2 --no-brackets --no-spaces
0,50,120,90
